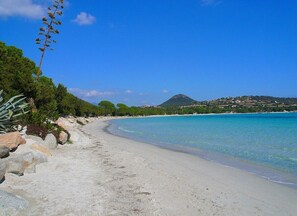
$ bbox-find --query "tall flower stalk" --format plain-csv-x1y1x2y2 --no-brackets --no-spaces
35,0,64,80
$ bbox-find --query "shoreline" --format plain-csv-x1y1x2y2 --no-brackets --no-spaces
1,117,297,215
87,119,297,215
107,114,297,190
121,110,297,118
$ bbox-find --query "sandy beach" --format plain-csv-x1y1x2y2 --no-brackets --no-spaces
1,118,297,215
87,119,297,216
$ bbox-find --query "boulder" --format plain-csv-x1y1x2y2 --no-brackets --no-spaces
0,146,10,158
31,143,51,157
13,139,50,160
43,133,57,150
0,160,7,182
5,152,34,176
58,131,68,144
0,190,28,214
67,116,76,124
55,121,67,131
7,144,48,175
77,117,87,125
0,132,26,150
26,135,44,143
68,129,80,142
15,144,48,164
30,150,48,164
55,117,72,130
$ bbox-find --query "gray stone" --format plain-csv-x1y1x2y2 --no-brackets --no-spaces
0,190,28,215
26,135,44,143
0,160,7,182
14,144,48,163
43,133,58,150
0,146,10,158
5,152,34,176
10,143,48,174
31,150,47,164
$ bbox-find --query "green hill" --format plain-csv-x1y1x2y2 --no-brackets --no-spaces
160,94,197,107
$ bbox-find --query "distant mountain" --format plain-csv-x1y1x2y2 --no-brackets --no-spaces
160,94,197,107
159,94,297,111
203,95,297,107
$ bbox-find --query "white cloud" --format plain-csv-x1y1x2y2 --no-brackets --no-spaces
201,0,221,6
125,90,133,94
73,12,96,26
162,89,169,94
69,88,116,100
0,0,46,19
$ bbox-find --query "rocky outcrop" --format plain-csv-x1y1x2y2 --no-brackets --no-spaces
0,146,10,158
0,190,28,215
0,132,26,150
58,131,68,144
43,133,58,150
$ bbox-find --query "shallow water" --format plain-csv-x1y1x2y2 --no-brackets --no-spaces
108,113,297,188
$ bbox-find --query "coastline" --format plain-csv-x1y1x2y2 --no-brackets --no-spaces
87,118,297,215
1,117,297,215
107,115,297,190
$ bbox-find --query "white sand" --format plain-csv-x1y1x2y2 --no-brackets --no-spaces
85,119,297,216
1,118,297,215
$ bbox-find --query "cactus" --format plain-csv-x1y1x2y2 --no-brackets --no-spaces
0,90,30,134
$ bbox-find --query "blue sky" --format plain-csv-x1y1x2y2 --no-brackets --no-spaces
0,0,296,106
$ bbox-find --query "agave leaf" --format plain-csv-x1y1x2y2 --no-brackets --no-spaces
0,91,30,134
8,110,13,118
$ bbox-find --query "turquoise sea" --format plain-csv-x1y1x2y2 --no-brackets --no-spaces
108,113,297,188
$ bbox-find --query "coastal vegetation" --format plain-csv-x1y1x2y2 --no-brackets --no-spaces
0,91,29,134
0,41,100,123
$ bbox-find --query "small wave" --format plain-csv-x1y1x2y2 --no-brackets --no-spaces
118,127,135,133
272,155,297,164
261,175,297,187
289,157,297,162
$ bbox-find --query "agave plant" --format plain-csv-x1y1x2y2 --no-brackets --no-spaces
0,90,30,134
